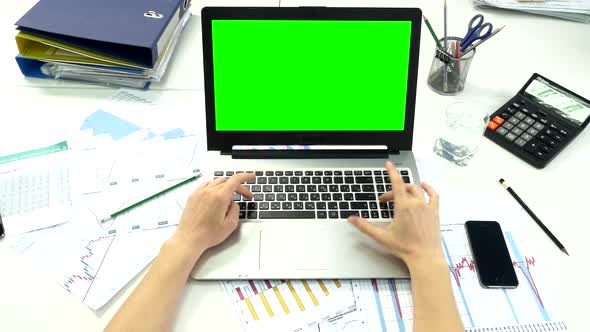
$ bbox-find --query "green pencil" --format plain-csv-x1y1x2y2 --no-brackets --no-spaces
100,174,201,223
423,14,459,82
423,15,444,50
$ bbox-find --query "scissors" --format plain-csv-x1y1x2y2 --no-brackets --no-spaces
461,14,493,51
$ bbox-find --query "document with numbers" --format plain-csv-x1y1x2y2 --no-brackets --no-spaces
0,142,73,235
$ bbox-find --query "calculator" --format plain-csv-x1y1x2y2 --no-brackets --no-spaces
485,73,590,169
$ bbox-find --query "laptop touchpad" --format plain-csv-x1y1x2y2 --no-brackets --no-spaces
260,229,332,270
259,224,388,271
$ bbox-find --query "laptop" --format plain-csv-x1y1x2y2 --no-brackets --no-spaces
191,7,422,280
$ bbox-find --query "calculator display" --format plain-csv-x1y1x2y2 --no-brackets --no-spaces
524,77,590,126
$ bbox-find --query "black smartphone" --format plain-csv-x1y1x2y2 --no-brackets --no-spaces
465,220,518,288
0,213,4,239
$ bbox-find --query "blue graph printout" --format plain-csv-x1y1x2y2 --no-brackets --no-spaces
351,224,565,331
80,110,186,142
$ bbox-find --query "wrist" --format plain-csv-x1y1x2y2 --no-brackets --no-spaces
405,254,448,277
164,233,208,265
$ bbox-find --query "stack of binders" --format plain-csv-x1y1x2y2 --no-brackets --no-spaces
14,0,192,89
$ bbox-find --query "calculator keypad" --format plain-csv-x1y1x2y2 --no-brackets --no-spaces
485,99,572,166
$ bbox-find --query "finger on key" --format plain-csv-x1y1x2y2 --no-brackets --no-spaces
378,192,394,202
235,184,254,199
385,161,406,201
223,173,256,198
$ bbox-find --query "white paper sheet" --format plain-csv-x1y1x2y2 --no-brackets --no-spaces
0,148,73,235
12,222,175,310
349,224,567,331
222,279,357,332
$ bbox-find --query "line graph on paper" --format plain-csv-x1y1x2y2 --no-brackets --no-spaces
59,235,115,302
351,224,565,332
13,223,175,310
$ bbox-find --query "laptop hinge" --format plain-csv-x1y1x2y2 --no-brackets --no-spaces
229,145,392,159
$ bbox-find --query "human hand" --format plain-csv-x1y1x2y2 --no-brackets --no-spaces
348,161,444,268
170,173,255,260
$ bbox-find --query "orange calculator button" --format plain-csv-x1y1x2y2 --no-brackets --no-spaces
492,116,505,125
487,121,499,130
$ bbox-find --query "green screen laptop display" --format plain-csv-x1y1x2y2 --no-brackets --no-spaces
211,20,412,131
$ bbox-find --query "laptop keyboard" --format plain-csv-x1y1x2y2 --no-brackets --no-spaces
213,169,413,221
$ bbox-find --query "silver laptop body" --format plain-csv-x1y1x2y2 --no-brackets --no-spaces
192,6,423,279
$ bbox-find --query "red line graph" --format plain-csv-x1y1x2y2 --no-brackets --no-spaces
448,257,477,287
513,256,544,308
371,279,379,291
454,257,477,278
447,253,542,309
521,256,536,270
390,280,403,319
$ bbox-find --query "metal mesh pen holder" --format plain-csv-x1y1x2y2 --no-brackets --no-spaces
427,37,476,96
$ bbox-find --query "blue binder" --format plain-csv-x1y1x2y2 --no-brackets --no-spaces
15,0,191,68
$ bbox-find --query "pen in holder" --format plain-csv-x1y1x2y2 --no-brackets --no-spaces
427,37,476,96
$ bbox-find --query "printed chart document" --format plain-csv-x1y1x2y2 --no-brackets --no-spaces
0,141,74,235
75,136,203,234
223,224,566,332
12,222,175,309
71,89,207,230
222,279,356,332
3,88,208,311
72,88,205,151
346,224,566,332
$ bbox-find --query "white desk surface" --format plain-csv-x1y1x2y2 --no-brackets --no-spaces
1,0,589,331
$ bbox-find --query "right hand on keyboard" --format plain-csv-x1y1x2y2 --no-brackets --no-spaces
347,161,445,268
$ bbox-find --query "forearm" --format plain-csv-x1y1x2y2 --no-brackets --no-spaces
408,258,464,332
105,237,204,332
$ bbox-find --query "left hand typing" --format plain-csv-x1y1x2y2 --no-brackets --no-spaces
170,173,255,260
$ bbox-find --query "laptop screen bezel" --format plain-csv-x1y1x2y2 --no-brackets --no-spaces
201,7,422,152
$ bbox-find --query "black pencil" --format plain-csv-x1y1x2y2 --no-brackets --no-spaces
499,178,569,256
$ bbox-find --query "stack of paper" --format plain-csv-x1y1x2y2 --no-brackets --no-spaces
6,136,203,309
2,89,208,310
473,0,590,23
13,0,192,89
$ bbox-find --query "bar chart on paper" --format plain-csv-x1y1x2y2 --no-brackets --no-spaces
351,224,567,332
223,279,355,332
